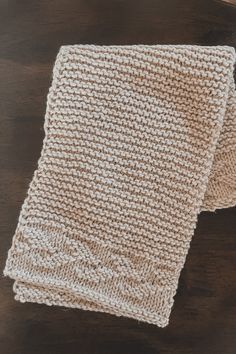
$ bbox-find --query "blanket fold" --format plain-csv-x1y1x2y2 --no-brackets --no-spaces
4,45,236,327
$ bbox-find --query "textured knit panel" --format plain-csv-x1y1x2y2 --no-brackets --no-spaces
202,75,236,210
4,45,236,327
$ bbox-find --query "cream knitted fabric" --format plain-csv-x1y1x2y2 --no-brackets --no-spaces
4,45,236,327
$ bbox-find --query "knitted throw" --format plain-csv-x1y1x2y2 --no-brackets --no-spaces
4,45,236,327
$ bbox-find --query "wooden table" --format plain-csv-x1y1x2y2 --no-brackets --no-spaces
1,1,236,353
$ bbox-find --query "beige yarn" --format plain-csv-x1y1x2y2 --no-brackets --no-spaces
4,45,236,327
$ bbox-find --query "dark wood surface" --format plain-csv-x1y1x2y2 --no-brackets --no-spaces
1,1,236,353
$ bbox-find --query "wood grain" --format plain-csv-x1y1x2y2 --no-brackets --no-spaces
0,1,236,353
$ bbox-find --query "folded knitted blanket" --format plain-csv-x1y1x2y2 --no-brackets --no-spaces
4,45,236,327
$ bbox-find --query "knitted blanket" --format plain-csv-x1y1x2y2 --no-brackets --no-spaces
4,45,236,327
